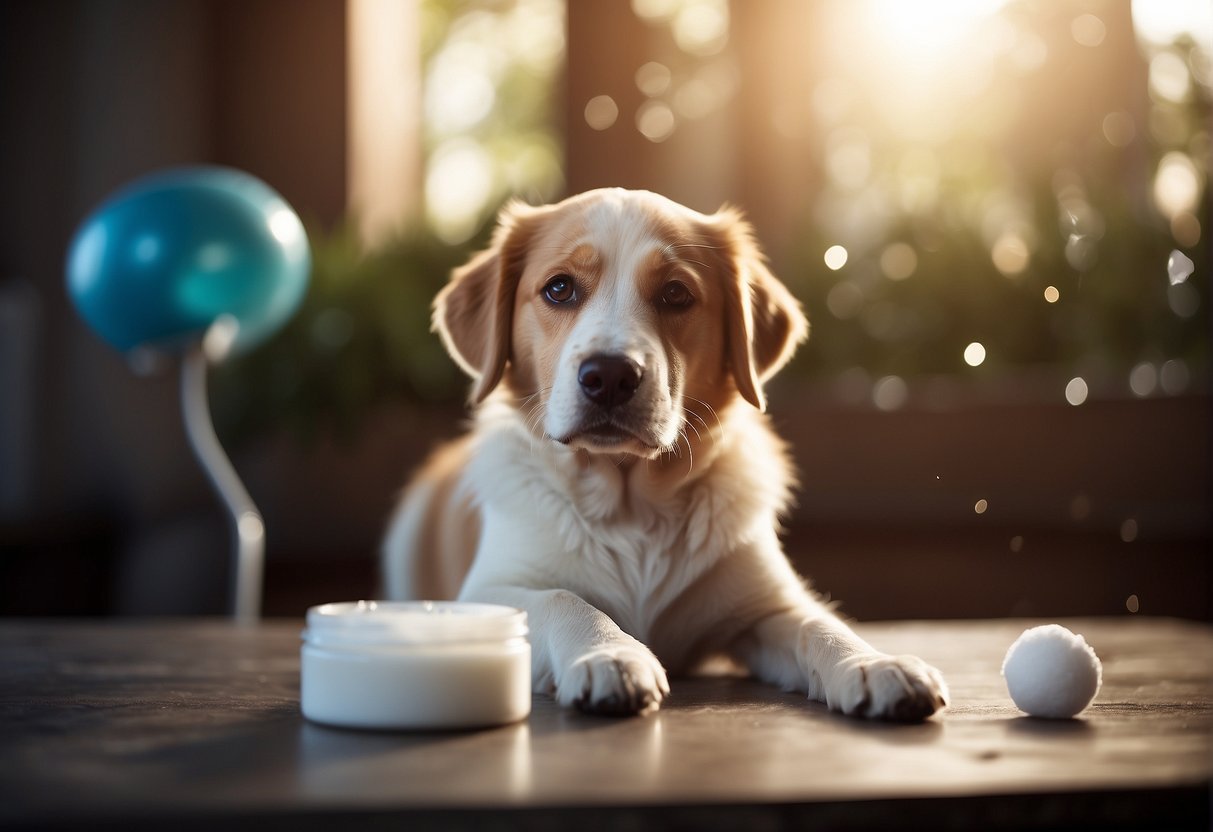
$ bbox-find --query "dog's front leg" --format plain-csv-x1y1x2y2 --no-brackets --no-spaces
739,606,948,721
460,584,669,716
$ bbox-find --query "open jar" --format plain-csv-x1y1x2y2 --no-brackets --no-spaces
301,600,531,730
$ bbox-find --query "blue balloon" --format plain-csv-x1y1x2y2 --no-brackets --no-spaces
66,166,310,355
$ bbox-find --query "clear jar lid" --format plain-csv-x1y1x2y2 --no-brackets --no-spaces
303,600,528,648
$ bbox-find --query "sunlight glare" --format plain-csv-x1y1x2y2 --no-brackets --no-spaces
1131,0,1213,53
426,139,494,243
865,0,1008,61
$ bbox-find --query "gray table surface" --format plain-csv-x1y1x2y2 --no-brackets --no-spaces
0,616,1209,830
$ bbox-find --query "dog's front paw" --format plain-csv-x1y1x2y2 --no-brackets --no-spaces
828,653,948,721
556,643,669,716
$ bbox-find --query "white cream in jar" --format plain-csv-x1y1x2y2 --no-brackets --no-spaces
301,600,531,730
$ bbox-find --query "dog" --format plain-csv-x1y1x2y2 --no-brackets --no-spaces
382,188,948,720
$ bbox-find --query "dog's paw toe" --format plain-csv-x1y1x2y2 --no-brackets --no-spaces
558,645,669,716
829,653,948,722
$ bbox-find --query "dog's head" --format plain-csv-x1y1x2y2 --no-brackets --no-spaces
434,189,807,459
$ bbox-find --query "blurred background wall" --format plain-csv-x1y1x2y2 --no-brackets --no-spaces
1,0,1209,621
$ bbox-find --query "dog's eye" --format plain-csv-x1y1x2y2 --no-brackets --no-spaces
543,275,577,304
661,281,693,309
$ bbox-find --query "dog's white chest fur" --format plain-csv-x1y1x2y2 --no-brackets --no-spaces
465,402,786,645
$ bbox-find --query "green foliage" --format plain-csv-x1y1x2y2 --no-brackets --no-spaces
786,187,1208,382
211,222,476,446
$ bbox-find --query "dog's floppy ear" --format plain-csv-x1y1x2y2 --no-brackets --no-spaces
710,209,809,412
433,201,540,404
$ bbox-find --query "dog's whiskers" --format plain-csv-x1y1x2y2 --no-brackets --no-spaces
682,416,703,443
665,241,723,252
680,428,694,478
684,397,718,443
663,438,681,460
684,395,724,439
519,387,553,456
684,409,710,436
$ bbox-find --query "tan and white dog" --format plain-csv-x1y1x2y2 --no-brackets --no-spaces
382,188,947,720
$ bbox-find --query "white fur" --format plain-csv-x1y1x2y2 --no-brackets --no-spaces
382,189,948,720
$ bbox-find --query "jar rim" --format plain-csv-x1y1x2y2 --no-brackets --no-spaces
304,600,528,646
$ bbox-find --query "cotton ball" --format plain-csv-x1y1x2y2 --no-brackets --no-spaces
1001,624,1102,718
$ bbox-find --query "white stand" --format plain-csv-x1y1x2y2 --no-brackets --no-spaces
180,343,264,623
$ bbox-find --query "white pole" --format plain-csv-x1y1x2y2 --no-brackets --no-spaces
180,341,263,623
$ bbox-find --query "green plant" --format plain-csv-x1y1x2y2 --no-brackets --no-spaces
211,222,475,446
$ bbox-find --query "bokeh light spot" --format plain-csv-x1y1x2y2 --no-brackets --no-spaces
1065,233,1097,271
636,100,676,142
872,375,908,411
635,61,672,96
1065,376,1089,406
824,245,849,271
964,342,986,367
1101,111,1136,147
1071,13,1107,47
1043,285,1060,303
672,0,729,56
1168,283,1200,318
1153,152,1202,219
631,0,680,22
974,498,989,515
826,281,864,319
991,232,1030,276
1125,594,1140,614
1167,250,1195,285
1129,362,1157,397
880,242,918,280
584,95,619,131
1160,358,1190,394
1149,51,1192,102
1120,518,1139,543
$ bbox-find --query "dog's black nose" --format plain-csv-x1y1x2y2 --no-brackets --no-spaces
578,354,642,409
